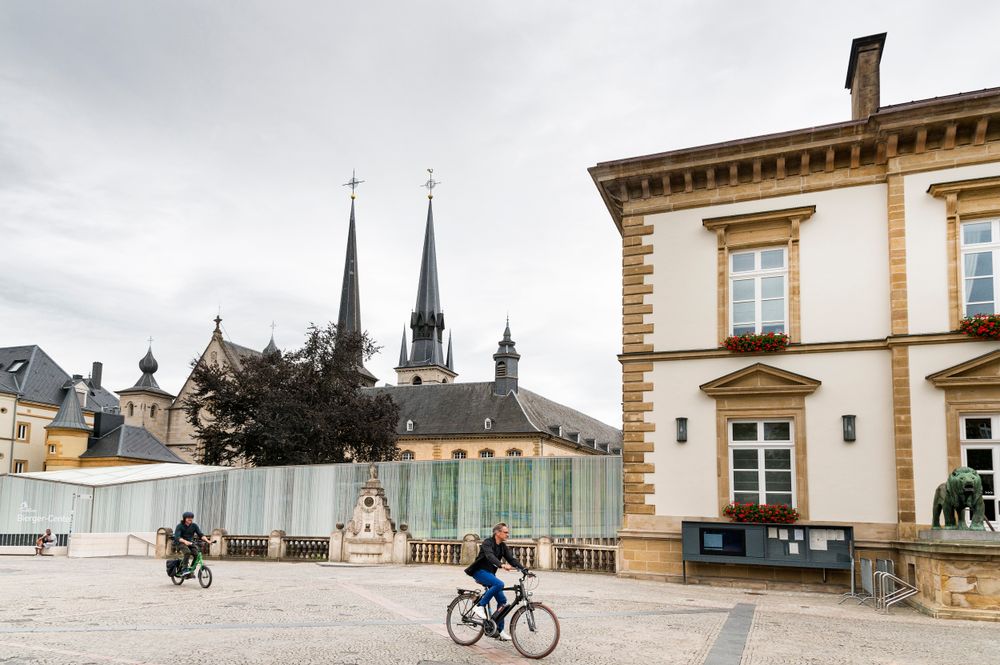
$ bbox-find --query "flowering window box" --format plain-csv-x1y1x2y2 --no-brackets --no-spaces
959,314,1000,340
722,332,789,353
723,502,799,524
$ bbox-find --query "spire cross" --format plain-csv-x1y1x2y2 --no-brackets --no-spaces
270,321,277,334
421,168,441,199
147,336,154,347
343,170,365,199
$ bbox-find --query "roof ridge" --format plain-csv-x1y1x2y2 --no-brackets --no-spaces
510,390,542,434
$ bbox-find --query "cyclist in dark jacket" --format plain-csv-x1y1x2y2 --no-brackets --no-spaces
464,522,523,641
173,511,205,575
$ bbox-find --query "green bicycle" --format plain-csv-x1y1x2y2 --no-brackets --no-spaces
169,539,212,588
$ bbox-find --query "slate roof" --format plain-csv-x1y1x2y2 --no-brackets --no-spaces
81,425,186,463
365,382,621,453
46,386,91,431
0,346,119,412
222,340,262,369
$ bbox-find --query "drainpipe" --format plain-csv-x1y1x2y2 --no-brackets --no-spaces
6,395,18,474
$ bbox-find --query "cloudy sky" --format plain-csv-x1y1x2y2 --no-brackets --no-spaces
2,1,999,426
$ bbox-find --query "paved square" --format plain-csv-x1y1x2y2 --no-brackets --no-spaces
0,556,996,664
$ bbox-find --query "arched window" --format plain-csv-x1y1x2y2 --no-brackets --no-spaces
412,376,422,385
479,449,494,458
400,450,415,461
496,361,507,377
150,404,157,419
406,419,414,432
452,449,467,460
484,418,493,430
127,402,134,417
506,449,523,457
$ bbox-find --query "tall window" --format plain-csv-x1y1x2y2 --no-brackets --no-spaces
484,418,493,430
127,402,135,417
729,419,794,506
15,423,28,440
150,404,157,419
961,220,1000,316
730,247,787,335
452,449,467,460
13,460,26,473
406,419,414,432
960,414,1000,522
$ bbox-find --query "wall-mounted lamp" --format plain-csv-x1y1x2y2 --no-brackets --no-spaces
842,414,857,442
676,417,688,443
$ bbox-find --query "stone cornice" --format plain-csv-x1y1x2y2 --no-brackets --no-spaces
590,89,1000,231
702,205,816,232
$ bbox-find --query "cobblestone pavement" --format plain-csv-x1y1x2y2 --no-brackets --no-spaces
1,557,998,664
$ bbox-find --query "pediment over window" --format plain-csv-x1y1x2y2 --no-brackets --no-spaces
700,363,821,397
927,349,1000,388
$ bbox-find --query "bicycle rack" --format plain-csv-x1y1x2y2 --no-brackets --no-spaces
873,570,918,613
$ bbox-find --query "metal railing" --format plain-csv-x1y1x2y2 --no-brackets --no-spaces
125,534,155,557
874,570,918,613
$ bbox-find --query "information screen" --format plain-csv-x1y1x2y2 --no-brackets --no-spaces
699,528,746,556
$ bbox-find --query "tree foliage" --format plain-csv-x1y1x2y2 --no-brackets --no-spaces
185,324,399,466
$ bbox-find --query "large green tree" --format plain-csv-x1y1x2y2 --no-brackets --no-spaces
185,324,399,466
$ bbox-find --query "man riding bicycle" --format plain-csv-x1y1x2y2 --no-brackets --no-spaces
463,522,524,642
173,511,206,576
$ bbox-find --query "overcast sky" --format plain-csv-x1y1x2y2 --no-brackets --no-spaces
2,1,1000,427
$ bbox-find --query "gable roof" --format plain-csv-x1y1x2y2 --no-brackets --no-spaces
365,382,621,452
0,345,119,412
927,348,1000,387
81,425,186,463
700,363,821,397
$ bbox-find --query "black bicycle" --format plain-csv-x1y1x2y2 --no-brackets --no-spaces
446,570,560,659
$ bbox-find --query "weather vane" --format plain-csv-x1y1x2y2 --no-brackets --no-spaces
343,169,365,199
421,168,440,199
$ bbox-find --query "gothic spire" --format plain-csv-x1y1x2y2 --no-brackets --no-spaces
446,332,454,371
406,175,447,367
337,197,362,336
398,327,408,367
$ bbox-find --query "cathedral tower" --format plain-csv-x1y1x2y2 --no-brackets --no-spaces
493,319,520,396
396,171,457,385
337,172,377,388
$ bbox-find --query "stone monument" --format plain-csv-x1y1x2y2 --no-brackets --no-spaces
331,463,404,564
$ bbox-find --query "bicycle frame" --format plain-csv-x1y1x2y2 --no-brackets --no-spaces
464,572,535,630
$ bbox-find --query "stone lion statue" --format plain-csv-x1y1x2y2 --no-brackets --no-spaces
932,466,986,530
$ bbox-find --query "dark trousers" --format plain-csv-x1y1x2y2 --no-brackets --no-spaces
179,544,199,571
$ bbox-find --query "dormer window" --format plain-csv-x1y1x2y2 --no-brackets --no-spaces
6,360,26,373
406,419,414,432
484,418,493,430
548,425,562,437
567,432,580,443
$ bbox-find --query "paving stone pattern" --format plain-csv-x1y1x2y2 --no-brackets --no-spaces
0,558,997,664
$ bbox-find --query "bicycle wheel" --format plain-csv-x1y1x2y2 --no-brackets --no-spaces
198,566,212,588
510,602,560,659
171,571,184,586
446,592,484,646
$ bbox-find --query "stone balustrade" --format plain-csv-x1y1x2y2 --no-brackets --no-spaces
154,527,618,573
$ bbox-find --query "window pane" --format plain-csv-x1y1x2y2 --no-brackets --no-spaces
981,474,995,497
764,448,792,469
967,447,994,468
732,279,755,301
732,449,759,468
733,324,756,335
965,419,993,440
966,277,994,303
765,493,793,506
987,502,996,522
966,302,995,317
732,423,759,442
761,323,785,334
732,302,755,324
733,492,759,504
733,470,760,492
762,298,784,322
761,276,784,299
964,222,992,245
765,470,792,492
760,249,785,269
964,251,994,277
764,422,791,441
732,253,755,272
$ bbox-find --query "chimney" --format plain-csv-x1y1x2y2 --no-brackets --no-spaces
845,33,886,120
91,361,103,389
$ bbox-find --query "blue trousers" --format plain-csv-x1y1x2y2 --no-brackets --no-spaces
472,569,508,630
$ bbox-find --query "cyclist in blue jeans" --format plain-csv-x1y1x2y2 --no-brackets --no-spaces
463,522,523,641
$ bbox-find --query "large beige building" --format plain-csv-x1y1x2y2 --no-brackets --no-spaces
591,34,1000,595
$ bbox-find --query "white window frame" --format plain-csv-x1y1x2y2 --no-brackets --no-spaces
400,450,414,461
506,449,523,457
959,413,1000,524
479,449,494,458
13,460,26,473
7,360,26,372
960,219,1000,316
484,418,493,430
728,419,796,507
729,246,788,336
15,423,28,440
452,450,467,460
405,419,414,432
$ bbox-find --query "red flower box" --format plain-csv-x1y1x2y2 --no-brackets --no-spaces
722,332,789,353
959,314,1000,340
723,502,799,524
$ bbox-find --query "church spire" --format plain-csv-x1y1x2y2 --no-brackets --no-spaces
398,327,408,366
493,318,521,396
337,173,363,336
446,332,454,371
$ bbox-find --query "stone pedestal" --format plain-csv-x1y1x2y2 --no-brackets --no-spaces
899,531,1000,620
341,464,396,564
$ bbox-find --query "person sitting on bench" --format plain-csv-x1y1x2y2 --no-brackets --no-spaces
35,529,56,555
